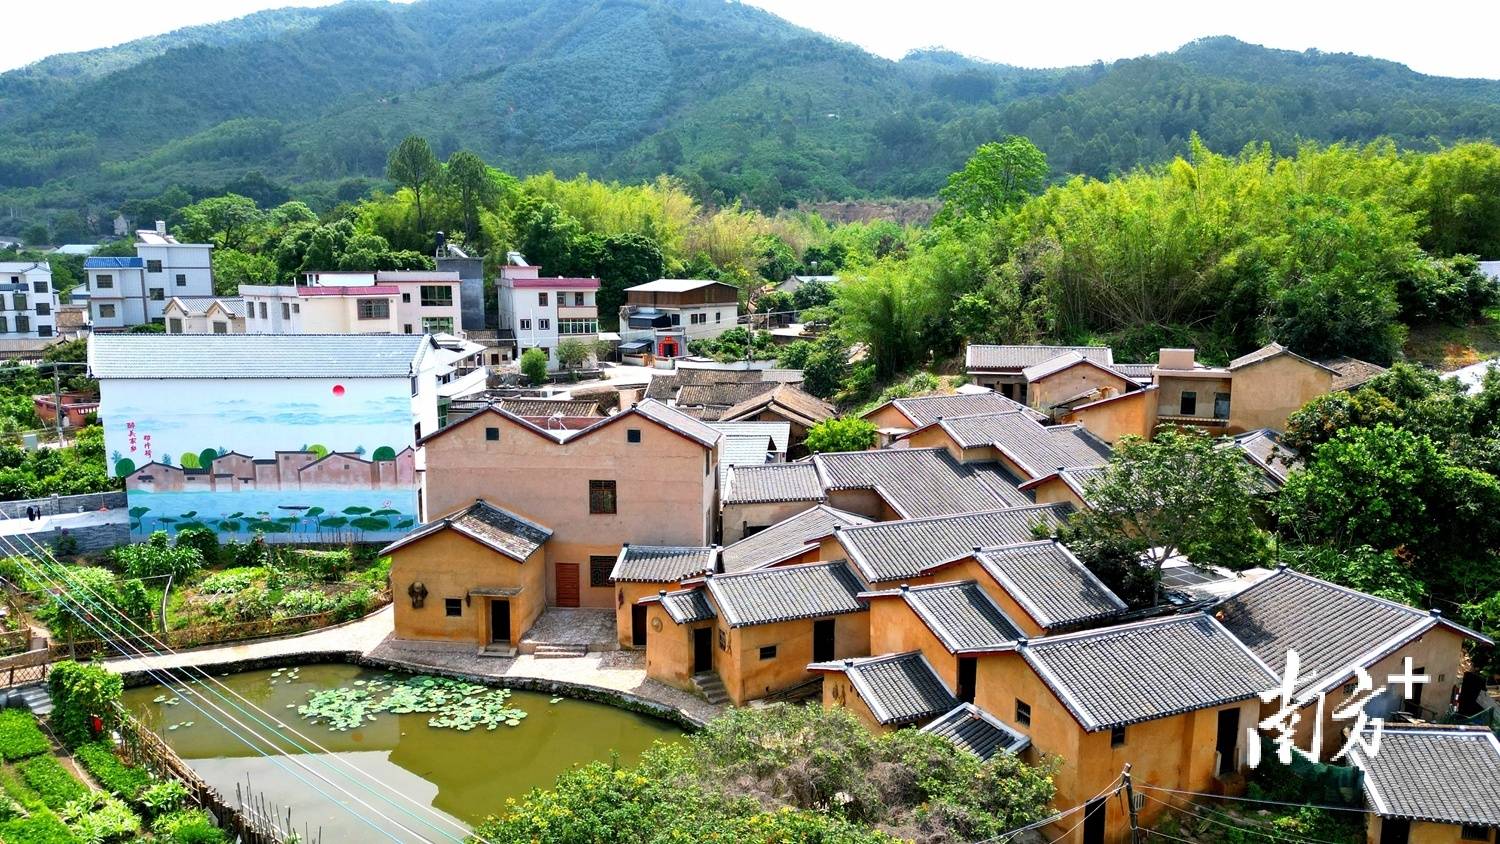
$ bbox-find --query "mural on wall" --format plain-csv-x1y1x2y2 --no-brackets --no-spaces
100,378,420,542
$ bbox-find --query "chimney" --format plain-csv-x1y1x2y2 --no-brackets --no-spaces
155,220,166,235
1157,348,1196,370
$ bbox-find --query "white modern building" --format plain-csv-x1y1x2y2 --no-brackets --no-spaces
241,283,400,334
83,222,214,329
497,252,600,369
299,270,464,336
0,261,59,339
163,296,246,334
619,278,741,359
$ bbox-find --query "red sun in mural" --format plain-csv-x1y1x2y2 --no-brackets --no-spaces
332,384,346,397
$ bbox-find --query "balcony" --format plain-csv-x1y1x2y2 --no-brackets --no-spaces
1158,413,1229,428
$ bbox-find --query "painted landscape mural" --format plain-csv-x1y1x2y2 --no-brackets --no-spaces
99,377,420,542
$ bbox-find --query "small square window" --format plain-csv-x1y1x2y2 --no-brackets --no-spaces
444,598,462,617
539,318,550,330
626,428,641,444
1015,699,1031,726
718,629,727,650
573,292,584,306
1111,725,1126,747
175,273,187,286
759,645,777,660
1180,391,1198,416
485,427,500,441
146,259,162,273
402,292,411,303
519,318,531,330
1461,826,1491,842
589,555,614,588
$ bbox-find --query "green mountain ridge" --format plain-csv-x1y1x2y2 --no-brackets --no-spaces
3,0,1500,220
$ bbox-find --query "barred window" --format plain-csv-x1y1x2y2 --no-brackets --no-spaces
588,480,616,515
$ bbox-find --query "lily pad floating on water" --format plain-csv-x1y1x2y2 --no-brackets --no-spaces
296,675,527,733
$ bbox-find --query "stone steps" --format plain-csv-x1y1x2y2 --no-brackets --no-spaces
532,643,588,659
14,683,52,716
692,672,730,706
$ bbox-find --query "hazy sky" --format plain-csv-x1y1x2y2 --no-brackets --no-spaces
4,0,1499,79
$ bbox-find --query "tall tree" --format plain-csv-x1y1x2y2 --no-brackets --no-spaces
445,150,498,244
935,136,1047,225
386,136,441,237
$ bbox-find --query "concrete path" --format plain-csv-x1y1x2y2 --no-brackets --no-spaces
0,508,127,538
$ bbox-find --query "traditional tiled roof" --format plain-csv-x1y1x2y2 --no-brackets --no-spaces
707,421,791,454
922,703,1032,758
1228,342,1339,374
379,500,551,561
813,447,1033,518
494,398,602,418
1021,351,1131,385
704,561,865,628
877,392,1045,426
1317,356,1387,392
868,581,1024,652
1018,466,1107,505
975,540,1127,629
89,333,430,379
610,545,718,583
645,368,770,401
1228,428,1301,491
923,413,1112,478
724,462,826,504
629,399,722,447
808,652,957,726
1215,568,1491,698
720,505,870,573
1111,363,1156,384
719,383,835,427
649,587,716,624
677,381,779,409
966,345,1113,372
832,504,1073,583
1349,726,1500,826
1020,614,1277,731
716,433,778,488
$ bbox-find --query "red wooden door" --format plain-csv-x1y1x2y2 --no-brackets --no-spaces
555,562,580,607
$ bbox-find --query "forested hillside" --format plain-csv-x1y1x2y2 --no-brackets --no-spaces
4,0,1500,236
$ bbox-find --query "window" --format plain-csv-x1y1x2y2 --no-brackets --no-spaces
1015,699,1031,726
146,259,162,273
1111,725,1126,747
718,629,727,650
258,302,268,319
485,427,500,441
404,324,413,334
148,288,164,301
1214,392,1230,420
422,317,454,334
670,313,681,325
95,274,113,289
1461,826,1492,842
538,291,549,306
538,318,550,330
558,318,598,335
589,555,614,588
715,311,722,323
519,318,532,331
31,281,46,294
690,312,706,325
36,325,51,338
0,316,7,333
175,273,187,287
589,480,617,515
1179,391,1197,416
573,292,584,306
292,303,300,314
213,322,227,334
14,316,27,333
34,303,49,316
626,428,641,444
98,304,116,318
280,302,291,320
11,294,24,311
420,285,454,307
168,318,183,334
759,645,777,660
444,598,462,617
402,292,411,303
357,298,390,320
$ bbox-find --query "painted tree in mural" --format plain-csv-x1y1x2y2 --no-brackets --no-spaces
371,446,396,460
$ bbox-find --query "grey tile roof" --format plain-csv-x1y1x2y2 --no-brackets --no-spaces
677,381,779,409
813,447,1033,518
651,587,716,624
724,462,826,504
1318,356,1387,392
644,368,770,401
720,505,871,573
1350,726,1500,826
966,345,1113,372
1111,363,1155,383
720,383,835,427
629,398,723,447
975,540,1127,629
1021,351,1130,384
704,561,865,627
882,392,1045,426
380,500,551,562
717,433,778,489
833,503,1074,583
809,652,957,725
922,703,1031,758
873,581,1024,652
932,414,1112,478
1229,342,1338,374
494,398,602,418
1229,428,1301,490
1020,614,1277,731
610,545,718,583
89,333,431,379
707,421,791,454
1215,568,1489,697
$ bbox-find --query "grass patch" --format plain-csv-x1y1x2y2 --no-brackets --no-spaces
0,711,50,761
74,742,150,802
1403,313,1500,368
16,757,87,811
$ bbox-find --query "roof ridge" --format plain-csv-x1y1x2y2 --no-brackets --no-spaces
1023,611,1201,647
837,502,1064,532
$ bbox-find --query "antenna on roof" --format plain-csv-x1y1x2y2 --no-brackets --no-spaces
546,411,565,430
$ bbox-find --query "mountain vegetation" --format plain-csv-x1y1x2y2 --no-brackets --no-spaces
5,0,1500,235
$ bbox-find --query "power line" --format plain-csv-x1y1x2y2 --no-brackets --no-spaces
1138,791,1356,844
971,774,1124,844
1135,783,1375,816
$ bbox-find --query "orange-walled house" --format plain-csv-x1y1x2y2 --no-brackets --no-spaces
862,391,1045,446
1021,352,1136,416
893,412,1111,483
718,505,870,573
809,651,958,734
609,545,718,649
965,345,1117,403
862,580,1024,702
1349,726,1500,844
1058,387,1159,445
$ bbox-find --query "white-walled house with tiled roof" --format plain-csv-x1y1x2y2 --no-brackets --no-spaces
85,222,213,329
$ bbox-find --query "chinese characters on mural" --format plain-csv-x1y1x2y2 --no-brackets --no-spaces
1249,650,1429,765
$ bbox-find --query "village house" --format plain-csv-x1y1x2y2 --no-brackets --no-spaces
862,391,1044,446
32,391,98,429
1016,466,1105,510
719,504,870,573
0,261,59,340
892,410,1113,482
964,345,1120,403
861,580,1026,702
640,560,869,705
413,399,721,621
618,278,741,359
609,544,719,648
919,701,1032,760
1349,725,1500,844
809,651,958,734
85,223,213,329
162,296,245,334
241,282,400,334
1214,567,1494,761
646,368,832,456
496,252,601,370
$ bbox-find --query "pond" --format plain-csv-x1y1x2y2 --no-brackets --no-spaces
122,662,684,841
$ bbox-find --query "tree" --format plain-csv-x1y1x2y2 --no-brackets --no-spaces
801,334,850,399
20,223,48,246
386,136,441,235
935,136,1047,224
837,260,938,378
1068,429,1270,603
556,339,590,370
175,194,265,251
211,248,278,294
586,232,664,330
792,279,835,310
510,195,584,275
445,150,498,243
520,348,549,385
803,417,877,454
752,234,797,283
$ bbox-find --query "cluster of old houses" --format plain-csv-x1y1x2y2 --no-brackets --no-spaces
370,342,1499,844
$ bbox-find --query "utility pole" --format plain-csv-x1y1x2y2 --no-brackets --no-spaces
52,363,63,444
1123,763,1141,844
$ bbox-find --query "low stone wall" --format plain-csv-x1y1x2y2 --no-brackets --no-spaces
0,491,125,519
22,521,129,553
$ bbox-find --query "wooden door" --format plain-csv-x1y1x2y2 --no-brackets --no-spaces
631,603,648,648
555,562,580,607
490,599,511,644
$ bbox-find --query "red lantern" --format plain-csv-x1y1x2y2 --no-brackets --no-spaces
90,715,103,735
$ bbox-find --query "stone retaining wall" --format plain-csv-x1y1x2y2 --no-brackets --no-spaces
22,521,130,553
0,491,125,519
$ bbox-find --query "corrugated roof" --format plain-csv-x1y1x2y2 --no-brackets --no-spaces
724,462,826,504
708,421,791,454
84,256,143,269
1350,727,1500,826
966,345,1113,371
809,652,957,726
975,540,1127,629
922,703,1031,758
880,391,1046,426
813,447,1032,518
704,561,865,627
833,503,1073,583
610,545,718,583
1021,614,1277,731
871,581,1024,652
720,505,871,573
379,500,551,561
89,333,429,379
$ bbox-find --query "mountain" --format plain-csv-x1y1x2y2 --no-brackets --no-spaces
3,0,1500,218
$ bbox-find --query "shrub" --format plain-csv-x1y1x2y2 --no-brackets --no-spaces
197,568,258,595
137,780,188,818
275,589,335,618
48,660,123,748
173,528,219,567
233,534,271,567
520,347,548,385
0,812,77,844
152,809,229,844
51,532,79,558
112,532,203,580
75,742,150,801
332,587,375,622
803,416,878,454
287,549,351,582
60,792,140,842
0,710,50,761
17,756,87,810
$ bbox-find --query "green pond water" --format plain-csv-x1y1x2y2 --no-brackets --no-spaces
122,663,684,841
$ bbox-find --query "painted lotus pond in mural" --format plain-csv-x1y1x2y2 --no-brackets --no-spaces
126,490,418,542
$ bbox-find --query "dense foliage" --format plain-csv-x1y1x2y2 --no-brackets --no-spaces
803,417,878,455
472,704,1054,844
48,661,123,748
